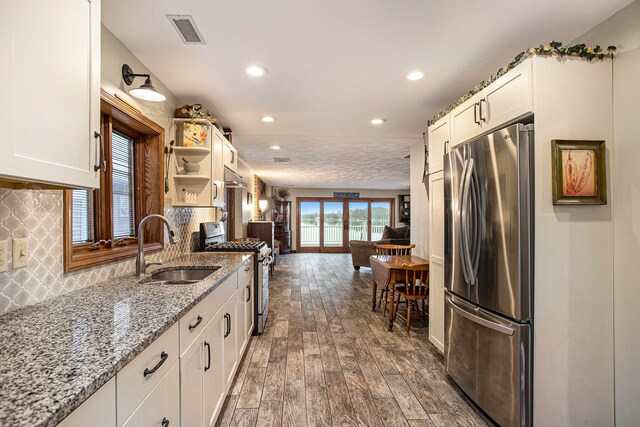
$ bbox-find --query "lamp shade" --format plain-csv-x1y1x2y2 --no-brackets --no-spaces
258,199,268,210
129,77,166,102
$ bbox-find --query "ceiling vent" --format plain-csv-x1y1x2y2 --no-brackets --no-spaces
166,15,206,45
274,157,290,163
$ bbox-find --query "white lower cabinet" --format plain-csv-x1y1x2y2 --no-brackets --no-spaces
60,267,252,427
58,378,115,427
222,294,239,391
122,361,180,427
204,308,226,427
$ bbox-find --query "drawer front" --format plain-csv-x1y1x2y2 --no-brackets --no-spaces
117,322,179,426
59,378,116,427
210,271,238,316
236,256,253,286
180,292,213,355
122,361,180,427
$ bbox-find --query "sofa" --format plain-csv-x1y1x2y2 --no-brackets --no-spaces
349,226,411,270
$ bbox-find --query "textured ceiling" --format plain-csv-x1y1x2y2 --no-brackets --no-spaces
102,0,631,189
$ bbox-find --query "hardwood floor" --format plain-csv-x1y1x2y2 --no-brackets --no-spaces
217,253,489,427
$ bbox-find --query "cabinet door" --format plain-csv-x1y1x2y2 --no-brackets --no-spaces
244,275,255,345
428,263,445,353
428,172,445,353
236,281,247,357
181,338,204,427
59,378,116,427
450,93,483,147
222,293,239,391
224,141,238,172
1,0,100,189
211,129,226,207
428,117,450,173
204,311,226,427
122,362,180,427
482,60,532,130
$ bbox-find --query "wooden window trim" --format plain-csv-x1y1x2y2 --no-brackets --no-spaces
63,90,165,272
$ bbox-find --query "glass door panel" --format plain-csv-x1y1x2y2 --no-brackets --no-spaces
323,201,344,249
371,201,391,241
349,202,369,241
299,201,321,248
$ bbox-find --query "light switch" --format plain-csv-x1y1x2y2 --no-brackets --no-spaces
13,238,28,269
0,240,7,272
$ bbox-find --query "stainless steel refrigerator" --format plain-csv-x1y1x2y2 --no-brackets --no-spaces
444,123,534,427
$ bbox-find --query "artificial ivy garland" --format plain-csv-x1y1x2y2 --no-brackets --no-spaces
428,42,617,125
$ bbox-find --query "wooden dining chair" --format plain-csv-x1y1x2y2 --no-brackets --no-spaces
393,263,429,334
374,244,415,316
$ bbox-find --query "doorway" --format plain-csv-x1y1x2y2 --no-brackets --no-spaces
297,197,394,252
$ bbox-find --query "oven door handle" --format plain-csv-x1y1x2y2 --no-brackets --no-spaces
262,255,273,266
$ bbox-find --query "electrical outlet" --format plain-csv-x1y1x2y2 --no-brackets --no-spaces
0,240,7,272
13,238,28,269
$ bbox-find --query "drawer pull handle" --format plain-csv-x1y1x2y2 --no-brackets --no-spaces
245,266,251,272
246,284,251,302
143,351,168,377
204,341,212,371
188,315,203,331
224,313,231,338
162,418,170,427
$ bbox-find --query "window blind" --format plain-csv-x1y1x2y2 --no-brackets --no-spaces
71,190,94,244
112,131,135,238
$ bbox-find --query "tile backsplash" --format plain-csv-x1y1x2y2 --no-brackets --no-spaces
0,189,215,314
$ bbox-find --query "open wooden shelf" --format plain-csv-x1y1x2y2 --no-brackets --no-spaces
172,118,214,126
173,175,210,181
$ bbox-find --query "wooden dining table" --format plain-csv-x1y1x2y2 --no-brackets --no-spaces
370,254,429,331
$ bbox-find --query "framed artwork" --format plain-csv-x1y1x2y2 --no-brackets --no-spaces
181,123,209,147
551,140,606,205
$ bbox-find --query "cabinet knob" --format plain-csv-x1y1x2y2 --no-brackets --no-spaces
162,418,170,427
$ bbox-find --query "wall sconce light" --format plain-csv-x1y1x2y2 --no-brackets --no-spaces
122,64,167,102
247,192,253,205
258,199,268,220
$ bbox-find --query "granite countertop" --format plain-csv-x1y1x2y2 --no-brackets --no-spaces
0,252,253,427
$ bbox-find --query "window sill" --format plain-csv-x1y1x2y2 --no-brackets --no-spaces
64,242,164,273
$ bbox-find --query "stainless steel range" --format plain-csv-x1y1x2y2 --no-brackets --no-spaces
199,222,272,335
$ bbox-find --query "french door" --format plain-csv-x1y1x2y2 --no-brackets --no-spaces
297,198,393,253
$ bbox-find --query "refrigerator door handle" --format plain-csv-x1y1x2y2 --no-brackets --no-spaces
446,294,515,336
461,158,475,285
457,159,471,284
468,161,481,284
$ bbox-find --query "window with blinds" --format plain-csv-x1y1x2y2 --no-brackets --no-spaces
71,190,94,244
112,131,135,238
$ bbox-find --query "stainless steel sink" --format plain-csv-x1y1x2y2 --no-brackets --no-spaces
145,267,220,285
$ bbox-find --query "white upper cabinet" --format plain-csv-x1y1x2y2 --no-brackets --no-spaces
0,0,101,189
428,116,450,173
211,128,227,207
223,139,238,172
450,59,532,147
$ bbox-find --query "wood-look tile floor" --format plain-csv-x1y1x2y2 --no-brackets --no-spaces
216,253,490,427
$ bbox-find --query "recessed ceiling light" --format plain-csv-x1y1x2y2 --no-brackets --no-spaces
370,118,386,125
407,71,424,81
270,145,281,150
260,116,276,123
245,65,268,77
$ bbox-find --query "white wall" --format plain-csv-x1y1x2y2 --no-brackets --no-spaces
233,158,256,238
409,141,429,259
572,3,640,425
278,187,408,251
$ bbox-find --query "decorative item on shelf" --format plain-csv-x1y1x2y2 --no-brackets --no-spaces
175,104,216,123
182,189,198,205
551,140,607,205
121,64,166,102
427,42,617,126
164,140,174,193
333,192,360,198
182,157,200,175
258,199,268,220
180,123,209,147
399,194,411,225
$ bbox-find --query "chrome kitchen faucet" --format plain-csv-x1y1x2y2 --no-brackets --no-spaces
136,214,177,276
